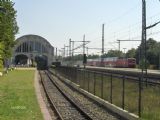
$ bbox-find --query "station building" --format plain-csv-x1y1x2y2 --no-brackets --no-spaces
12,34,55,66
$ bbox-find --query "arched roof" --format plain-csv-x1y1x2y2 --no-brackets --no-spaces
16,34,52,46
12,34,55,66
13,34,54,56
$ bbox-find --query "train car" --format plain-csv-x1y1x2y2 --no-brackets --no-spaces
86,57,136,68
103,57,118,67
127,58,136,68
116,58,136,68
87,59,94,66
35,55,48,70
116,58,128,68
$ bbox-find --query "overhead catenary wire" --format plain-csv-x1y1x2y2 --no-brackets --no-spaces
59,1,160,56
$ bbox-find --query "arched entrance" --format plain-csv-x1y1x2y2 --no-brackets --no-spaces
15,54,28,65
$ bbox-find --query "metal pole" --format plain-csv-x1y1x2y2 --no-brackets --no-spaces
83,35,86,69
66,46,69,57
141,0,147,71
56,47,57,58
72,41,74,57
101,24,105,66
69,39,71,57
83,35,85,55
64,45,66,58
118,40,120,51
123,48,126,67
142,0,148,86
139,46,141,66
138,0,146,117
102,24,104,55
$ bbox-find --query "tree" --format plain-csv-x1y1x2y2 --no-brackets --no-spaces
88,54,99,59
104,50,123,58
126,48,136,58
0,0,18,69
135,38,160,69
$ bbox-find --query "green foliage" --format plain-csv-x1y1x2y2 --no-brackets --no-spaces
126,48,136,58
103,50,123,57
88,54,100,59
0,0,18,64
135,38,160,68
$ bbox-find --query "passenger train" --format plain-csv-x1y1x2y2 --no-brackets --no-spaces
86,57,136,68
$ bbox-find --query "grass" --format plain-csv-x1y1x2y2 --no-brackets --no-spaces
0,70,43,120
0,68,3,72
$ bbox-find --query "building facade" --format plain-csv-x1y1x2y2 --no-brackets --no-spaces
12,34,55,66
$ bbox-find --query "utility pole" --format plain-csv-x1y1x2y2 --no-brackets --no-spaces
69,39,71,57
83,34,85,55
140,0,160,91
83,34,86,68
64,45,65,58
139,0,147,117
72,41,74,57
117,40,120,51
56,47,57,59
101,24,105,66
141,0,147,71
102,24,105,56
138,46,141,65
141,0,160,70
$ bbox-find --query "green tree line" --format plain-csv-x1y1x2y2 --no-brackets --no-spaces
0,0,18,69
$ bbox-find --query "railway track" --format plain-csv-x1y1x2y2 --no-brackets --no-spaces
40,70,123,120
39,70,93,120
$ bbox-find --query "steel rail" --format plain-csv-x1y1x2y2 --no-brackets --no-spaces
39,71,63,120
43,70,93,120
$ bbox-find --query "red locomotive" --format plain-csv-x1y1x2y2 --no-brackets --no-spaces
87,57,136,68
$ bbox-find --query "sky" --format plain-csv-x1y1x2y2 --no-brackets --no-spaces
13,0,160,55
